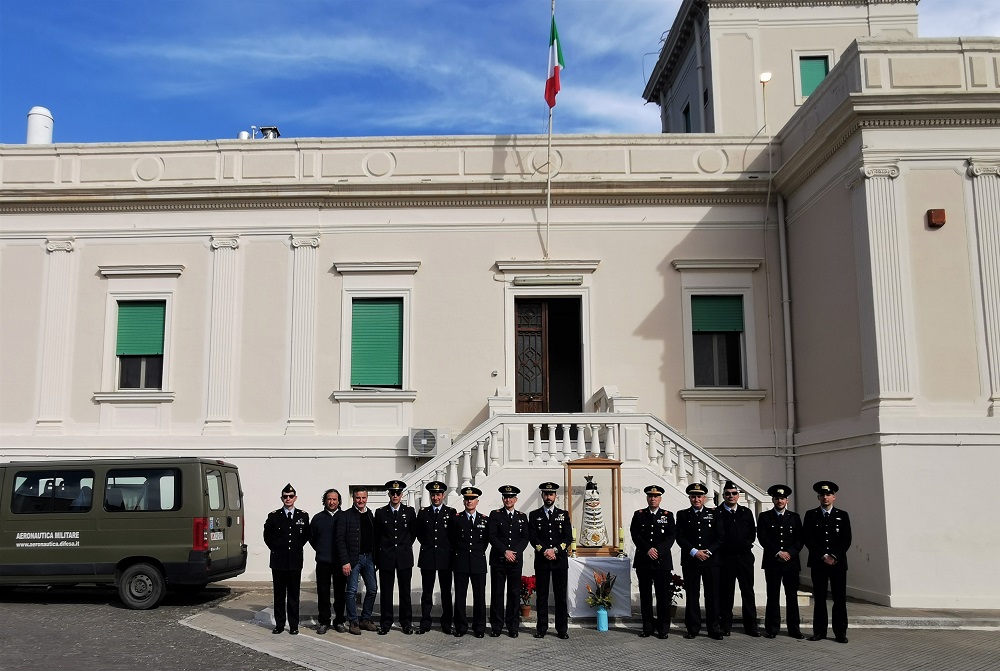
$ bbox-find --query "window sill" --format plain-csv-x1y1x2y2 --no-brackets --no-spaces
93,391,175,403
679,389,766,401
332,390,417,402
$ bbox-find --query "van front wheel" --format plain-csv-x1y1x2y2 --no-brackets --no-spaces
118,563,166,610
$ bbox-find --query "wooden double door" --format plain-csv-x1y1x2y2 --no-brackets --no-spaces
515,297,583,415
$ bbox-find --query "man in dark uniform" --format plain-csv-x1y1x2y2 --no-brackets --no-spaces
717,481,761,637
803,480,852,644
488,484,529,638
528,481,573,640
415,480,455,635
263,483,311,635
374,480,417,635
756,483,804,639
630,484,676,639
675,482,725,640
310,488,347,634
450,486,489,638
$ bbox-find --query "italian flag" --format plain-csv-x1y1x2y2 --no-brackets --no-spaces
544,16,564,108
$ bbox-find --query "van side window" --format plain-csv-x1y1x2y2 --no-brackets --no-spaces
11,471,95,514
105,468,180,512
206,469,224,511
224,471,242,510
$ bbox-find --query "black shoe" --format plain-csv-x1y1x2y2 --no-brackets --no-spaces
835,635,849,644
289,629,299,635
335,623,348,633
808,634,825,641
474,632,485,638
763,632,776,639
377,627,389,635
638,631,652,638
316,625,328,635
721,629,731,637
508,631,519,638
656,632,669,640
402,626,413,635
684,633,697,639
454,631,465,638
490,630,502,637
533,631,546,639
789,632,804,640
747,630,761,638
557,632,569,639
272,626,284,635
708,632,724,640
442,626,454,635
415,628,427,635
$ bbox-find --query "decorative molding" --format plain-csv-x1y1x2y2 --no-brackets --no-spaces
679,389,767,401
45,239,74,253
93,391,176,403
204,233,241,433
672,258,762,271
860,164,901,180
98,264,184,277
331,390,418,402
210,235,240,249
333,261,421,274
495,260,600,273
291,235,320,249
968,163,1000,405
968,162,1000,177
286,236,318,435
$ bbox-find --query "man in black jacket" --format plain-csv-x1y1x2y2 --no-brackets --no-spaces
451,486,490,638
374,480,417,635
756,483,804,639
528,481,573,640
263,483,311,635
717,481,760,637
488,484,529,638
310,488,346,634
630,484,676,639
676,482,726,640
336,488,378,635
415,480,455,634
803,480,852,644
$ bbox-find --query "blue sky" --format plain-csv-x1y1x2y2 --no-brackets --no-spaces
1,0,996,144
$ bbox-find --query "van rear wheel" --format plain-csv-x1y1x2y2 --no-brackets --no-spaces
118,563,165,610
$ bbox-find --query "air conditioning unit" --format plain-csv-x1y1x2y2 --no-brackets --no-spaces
408,428,450,458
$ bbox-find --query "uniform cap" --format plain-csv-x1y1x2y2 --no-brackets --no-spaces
685,482,708,496
644,485,665,496
723,480,738,491
461,486,482,498
813,480,839,494
385,480,406,493
767,484,792,498
425,481,447,493
499,485,521,497
281,483,296,495
538,482,560,493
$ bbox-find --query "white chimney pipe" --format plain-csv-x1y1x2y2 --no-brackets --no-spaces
27,106,54,144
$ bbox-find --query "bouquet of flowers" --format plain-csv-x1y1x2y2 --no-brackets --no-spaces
585,570,616,609
670,573,685,605
520,575,536,605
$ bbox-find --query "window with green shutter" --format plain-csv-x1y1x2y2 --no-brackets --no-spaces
351,298,403,388
691,295,744,387
799,55,829,98
116,300,165,389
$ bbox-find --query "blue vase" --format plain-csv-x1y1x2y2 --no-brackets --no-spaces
596,605,609,631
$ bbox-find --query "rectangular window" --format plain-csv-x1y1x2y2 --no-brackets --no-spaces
799,55,829,98
224,471,242,510
351,297,403,388
682,103,692,133
206,469,224,511
116,300,165,390
11,470,95,514
691,295,745,387
105,468,180,512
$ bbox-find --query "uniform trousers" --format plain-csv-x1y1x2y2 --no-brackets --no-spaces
420,567,453,631
453,572,487,635
719,553,759,633
683,563,721,636
489,563,522,633
636,569,672,635
764,569,801,635
535,565,568,635
811,564,848,637
378,565,413,630
315,560,347,626
271,568,302,630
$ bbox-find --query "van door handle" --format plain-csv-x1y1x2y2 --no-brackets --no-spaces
227,516,233,527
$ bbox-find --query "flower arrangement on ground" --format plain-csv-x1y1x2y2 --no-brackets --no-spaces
670,573,684,605
585,569,616,609
520,575,537,605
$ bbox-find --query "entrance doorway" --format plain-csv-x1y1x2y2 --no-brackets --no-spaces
515,297,583,415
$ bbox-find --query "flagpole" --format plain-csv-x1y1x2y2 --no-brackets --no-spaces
545,0,555,260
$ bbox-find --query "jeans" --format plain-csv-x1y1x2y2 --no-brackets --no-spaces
346,552,378,623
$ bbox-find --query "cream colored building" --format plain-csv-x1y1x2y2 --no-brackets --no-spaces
2,0,999,607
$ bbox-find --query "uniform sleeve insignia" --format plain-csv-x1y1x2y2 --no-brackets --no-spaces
535,544,544,551
559,543,567,550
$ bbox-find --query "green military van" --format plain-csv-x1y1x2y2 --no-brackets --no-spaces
0,457,247,609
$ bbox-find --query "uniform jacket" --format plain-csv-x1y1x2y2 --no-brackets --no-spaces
416,504,456,570
373,503,417,569
487,507,529,567
803,507,852,570
264,507,311,571
675,506,726,567
309,508,342,565
528,506,573,570
756,508,803,572
335,506,375,568
450,510,490,574
630,507,676,572
716,503,757,558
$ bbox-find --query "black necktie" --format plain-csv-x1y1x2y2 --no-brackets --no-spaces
286,511,292,520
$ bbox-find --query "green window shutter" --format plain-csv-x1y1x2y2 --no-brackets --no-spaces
351,298,403,387
800,56,829,97
691,295,744,332
116,301,165,355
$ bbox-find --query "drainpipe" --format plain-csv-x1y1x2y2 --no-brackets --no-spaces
777,194,797,504
693,17,707,132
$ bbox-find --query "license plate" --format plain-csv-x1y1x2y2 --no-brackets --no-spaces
210,531,224,541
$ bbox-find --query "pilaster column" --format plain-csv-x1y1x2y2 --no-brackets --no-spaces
968,161,1000,415
34,239,76,434
286,235,320,435
203,236,240,434
849,164,914,408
